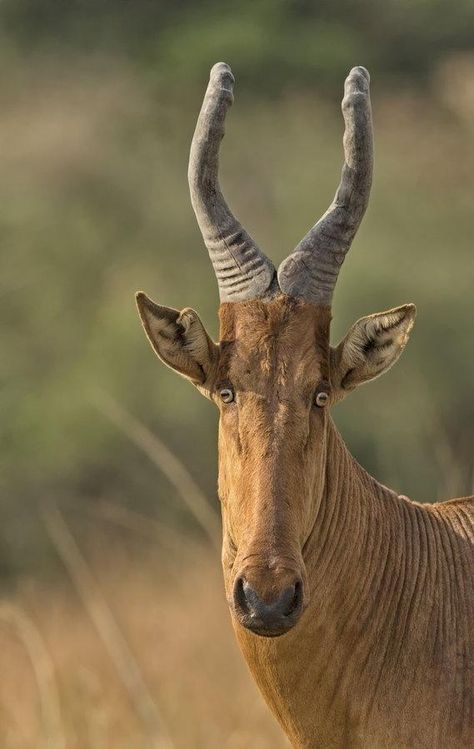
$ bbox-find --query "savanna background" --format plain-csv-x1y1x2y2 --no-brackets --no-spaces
1,2,473,747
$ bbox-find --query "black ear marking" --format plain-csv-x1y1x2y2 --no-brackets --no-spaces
135,292,218,387
332,304,416,393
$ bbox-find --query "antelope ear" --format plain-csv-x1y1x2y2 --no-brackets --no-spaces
331,304,416,393
136,292,218,387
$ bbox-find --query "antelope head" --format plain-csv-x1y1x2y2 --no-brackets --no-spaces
136,64,416,637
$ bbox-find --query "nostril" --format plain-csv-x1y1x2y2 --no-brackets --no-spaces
282,580,303,617
234,576,249,614
235,576,273,618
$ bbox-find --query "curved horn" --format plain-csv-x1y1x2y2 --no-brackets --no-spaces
278,66,373,305
188,62,277,303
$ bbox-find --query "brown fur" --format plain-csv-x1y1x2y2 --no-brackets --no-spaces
136,293,474,748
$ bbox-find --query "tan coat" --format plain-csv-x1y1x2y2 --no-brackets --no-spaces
137,62,473,749
137,294,474,748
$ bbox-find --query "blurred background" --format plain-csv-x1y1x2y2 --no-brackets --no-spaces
1,1,473,746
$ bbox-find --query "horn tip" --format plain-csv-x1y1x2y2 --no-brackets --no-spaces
210,62,235,87
345,66,370,96
348,65,370,82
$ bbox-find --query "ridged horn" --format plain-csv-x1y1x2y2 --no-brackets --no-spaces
278,66,373,305
188,62,278,303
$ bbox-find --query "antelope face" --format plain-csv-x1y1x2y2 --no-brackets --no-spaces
215,297,331,636
136,62,416,637
137,289,415,637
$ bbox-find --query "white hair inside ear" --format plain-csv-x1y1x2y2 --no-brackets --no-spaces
135,292,218,389
331,304,416,392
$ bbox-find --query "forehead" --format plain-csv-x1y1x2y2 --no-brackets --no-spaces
217,296,331,387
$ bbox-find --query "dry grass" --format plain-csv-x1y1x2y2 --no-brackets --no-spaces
0,518,288,749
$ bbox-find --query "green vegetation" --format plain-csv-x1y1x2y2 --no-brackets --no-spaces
1,0,474,91
0,2,473,575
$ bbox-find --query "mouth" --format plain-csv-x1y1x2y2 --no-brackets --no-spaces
236,609,302,638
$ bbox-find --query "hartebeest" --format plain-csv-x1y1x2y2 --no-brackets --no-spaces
136,64,473,748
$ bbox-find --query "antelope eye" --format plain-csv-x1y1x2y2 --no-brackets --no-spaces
315,391,330,408
220,387,235,404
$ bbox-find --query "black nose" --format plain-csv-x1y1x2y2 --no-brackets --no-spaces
234,577,304,636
